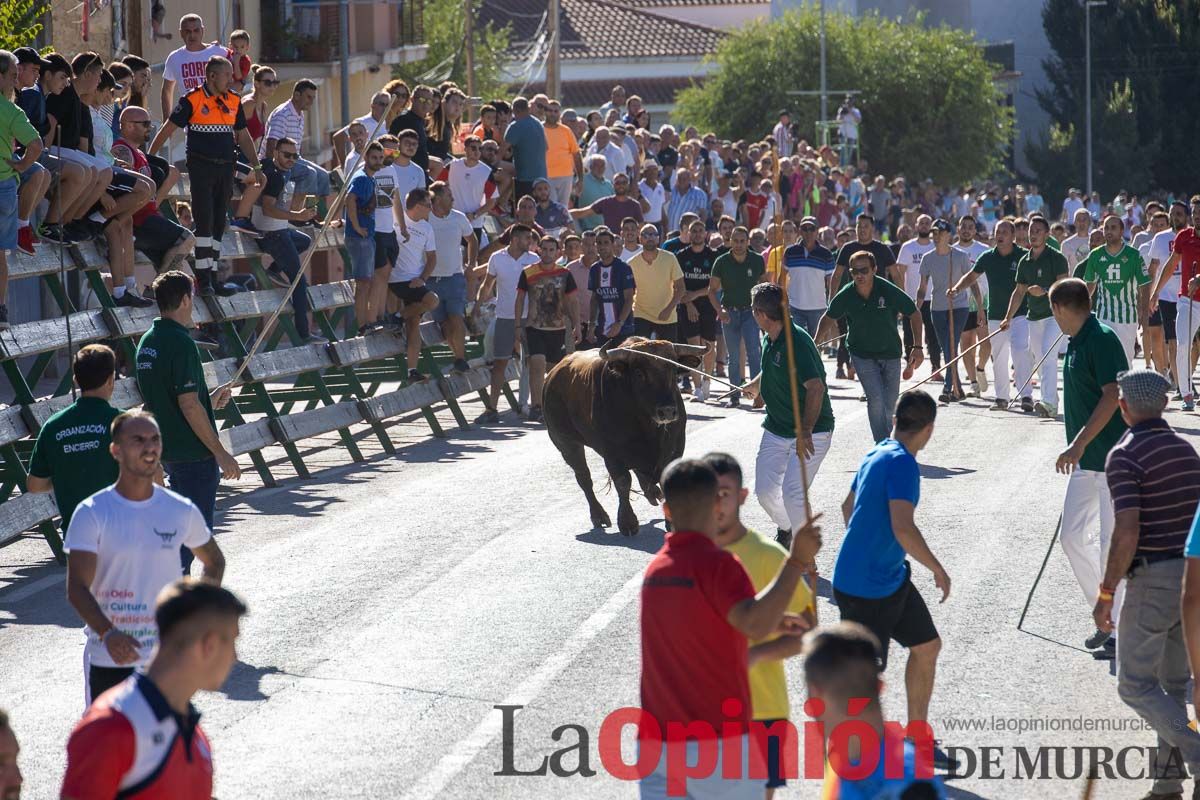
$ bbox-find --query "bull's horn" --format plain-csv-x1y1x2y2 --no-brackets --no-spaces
598,340,620,361
672,342,711,356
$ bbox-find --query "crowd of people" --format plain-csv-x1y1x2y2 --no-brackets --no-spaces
5,15,1200,797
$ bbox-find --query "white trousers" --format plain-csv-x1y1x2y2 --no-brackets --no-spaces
548,175,574,209
990,316,1032,402
1102,320,1137,366
1027,316,1062,405
755,428,831,533
1060,468,1124,625
1175,297,1200,398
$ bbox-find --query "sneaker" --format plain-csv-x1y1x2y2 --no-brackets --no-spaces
40,223,70,243
301,333,329,345
724,395,741,409
1084,628,1111,650
970,379,982,397
229,217,263,239
775,528,792,549
938,392,952,404
291,217,319,228
1034,401,1057,418
264,268,290,289
452,358,471,374
407,368,426,383
1184,397,1196,412
975,367,989,393
528,405,543,422
16,226,35,256
835,367,846,380
478,409,500,425
63,221,93,242
692,380,710,403
991,399,1008,411
1020,396,1035,413
1092,637,1116,661
0,304,8,330
114,290,154,308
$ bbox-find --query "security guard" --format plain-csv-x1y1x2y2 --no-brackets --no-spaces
148,55,263,296
26,345,122,533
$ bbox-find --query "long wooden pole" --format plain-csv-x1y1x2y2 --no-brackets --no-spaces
910,328,1002,391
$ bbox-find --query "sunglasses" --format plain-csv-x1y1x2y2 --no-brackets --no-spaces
260,78,280,86
278,151,299,160
130,119,152,127
799,225,816,232
849,266,872,275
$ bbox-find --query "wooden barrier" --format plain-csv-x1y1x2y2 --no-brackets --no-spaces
0,223,521,563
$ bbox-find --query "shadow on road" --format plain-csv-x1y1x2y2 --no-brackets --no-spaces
220,659,284,701
574,521,666,553
0,564,74,630
920,465,977,479
942,783,989,799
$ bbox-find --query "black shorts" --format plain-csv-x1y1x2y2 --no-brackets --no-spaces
963,310,979,332
834,564,938,671
374,231,398,270
108,166,141,195
88,664,134,704
757,718,793,789
633,317,678,342
525,326,566,363
134,213,189,264
1161,300,1178,342
389,280,433,305
678,303,719,342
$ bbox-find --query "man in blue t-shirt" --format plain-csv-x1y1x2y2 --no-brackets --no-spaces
503,96,547,202
832,389,954,770
586,226,635,347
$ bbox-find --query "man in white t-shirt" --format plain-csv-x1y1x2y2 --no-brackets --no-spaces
160,15,227,122
896,215,938,367
388,187,441,383
1148,202,1188,389
1062,208,1093,275
64,410,225,707
1062,189,1085,224
477,224,539,423
639,161,666,231
772,111,793,157
954,215,992,395
428,180,477,373
442,136,499,235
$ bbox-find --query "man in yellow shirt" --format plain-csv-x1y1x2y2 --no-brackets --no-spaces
630,223,686,340
706,452,819,799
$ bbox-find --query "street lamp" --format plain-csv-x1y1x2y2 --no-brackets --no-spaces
1084,0,1106,199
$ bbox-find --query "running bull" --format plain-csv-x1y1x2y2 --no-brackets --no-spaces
543,337,708,535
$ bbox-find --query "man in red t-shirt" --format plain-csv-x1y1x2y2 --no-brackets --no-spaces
640,458,821,799
61,579,246,800
1149,197,1200,409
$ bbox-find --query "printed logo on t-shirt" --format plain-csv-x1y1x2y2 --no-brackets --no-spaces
153,528,177,548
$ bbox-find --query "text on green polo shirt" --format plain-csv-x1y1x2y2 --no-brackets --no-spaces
825,276,917,360
28,396,121,530
759,321,835,438
135,318,215,463
1063,315,1129,472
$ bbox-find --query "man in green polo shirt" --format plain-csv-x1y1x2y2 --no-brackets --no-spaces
950,219,1031,410
819,249,924,443
740,282,833,548
26,345,122,532
1081,214,1151,365
1001,215,1069,418
708,225,766,409
1050,277,1129,654
136,270,239,572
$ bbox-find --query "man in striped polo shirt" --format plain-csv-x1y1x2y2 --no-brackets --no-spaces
1081,214,1152,364
782,216,834,337
1098,369,1200,800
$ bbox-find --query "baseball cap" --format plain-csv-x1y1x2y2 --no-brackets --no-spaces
931,219,954,234
14,47,51,69
531,177,550,188
1116,369,1171,407
799,216,818,229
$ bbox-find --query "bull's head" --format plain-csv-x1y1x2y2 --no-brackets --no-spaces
598,337,710,425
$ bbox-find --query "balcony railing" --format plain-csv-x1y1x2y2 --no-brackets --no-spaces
261,0,424,63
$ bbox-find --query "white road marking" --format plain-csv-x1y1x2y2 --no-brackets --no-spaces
1,573,63,604
398,569,644,800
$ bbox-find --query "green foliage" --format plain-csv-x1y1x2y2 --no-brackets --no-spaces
0,0,45,51
673,5,1013,186
395,0,511,99
1028,0,1200,206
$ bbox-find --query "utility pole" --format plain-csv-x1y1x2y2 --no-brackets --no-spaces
464,0,476,99
546,0,561,99
819,0,827,138
339,0,351,126
1084,0,1105,198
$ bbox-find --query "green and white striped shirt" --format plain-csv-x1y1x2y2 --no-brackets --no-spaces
1082,244,1151,325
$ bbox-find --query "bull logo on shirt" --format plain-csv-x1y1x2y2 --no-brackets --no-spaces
878,297,886,308
154,528,178,548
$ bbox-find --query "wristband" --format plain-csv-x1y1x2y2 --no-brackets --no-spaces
99,627,113,643
786,557,814,572
1098,585,1116,601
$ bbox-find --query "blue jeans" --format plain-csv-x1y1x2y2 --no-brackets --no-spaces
290,157,331,197
722,307,761,387
851,355,901,443
259,228,313,338
0,178,16,250
931,308,968,393
791,307,824,338
164,457,220,572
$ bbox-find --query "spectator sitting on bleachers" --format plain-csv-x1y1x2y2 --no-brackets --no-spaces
9,48,52,257
0,48,44,327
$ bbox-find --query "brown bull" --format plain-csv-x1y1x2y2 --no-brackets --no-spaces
543,337,707,535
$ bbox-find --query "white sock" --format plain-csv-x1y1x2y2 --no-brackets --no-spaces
18,219,29,229
89,212,106,223
113,285,126,298
124,277,136,291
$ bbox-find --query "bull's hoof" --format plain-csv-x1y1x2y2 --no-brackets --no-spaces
644,486,662,506
618,506,639,536
590,507,612,528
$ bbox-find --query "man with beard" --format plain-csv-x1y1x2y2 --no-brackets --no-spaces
571,171,646,232
954,215,992,395
676,218,720,400
1081,215,1151,364
586,227,636,348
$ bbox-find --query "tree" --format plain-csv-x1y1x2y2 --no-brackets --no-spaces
1028,0,1200,208
0,0,45,51
395,0,511,100
672,6,1013,186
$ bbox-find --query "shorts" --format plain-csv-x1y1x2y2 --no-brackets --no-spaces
0,178,17,250
833,564,938,671
35,150,63,176
108,166,141,195
633,317,678,342
492,317,518,360
86,664,134,707
1161,300,1178,342
758,718,792,789
963,309,979,332
345,232,376,281
51,146,108,171
19,160,46,184
429,273,467,321
389,279,433,305
678,303,719,341
525,326,566,363
374,231,398,271
134,213,190,265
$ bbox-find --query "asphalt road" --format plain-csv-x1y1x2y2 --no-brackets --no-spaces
3,356,1200,800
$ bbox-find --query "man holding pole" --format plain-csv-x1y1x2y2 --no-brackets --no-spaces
740,282,834,548
1000,215,1070,417
1051,277,1129,655
916,219,979,403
